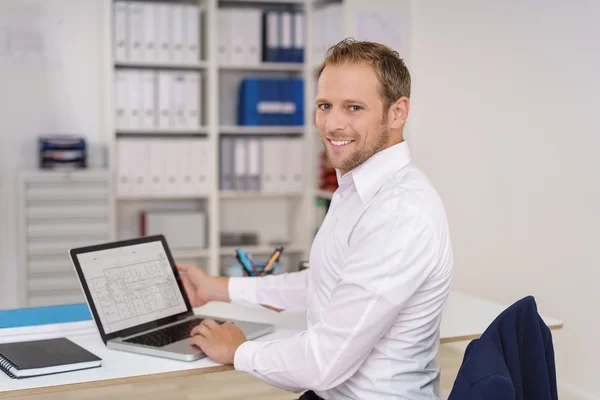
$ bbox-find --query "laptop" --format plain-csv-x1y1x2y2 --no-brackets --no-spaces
69,235,274,361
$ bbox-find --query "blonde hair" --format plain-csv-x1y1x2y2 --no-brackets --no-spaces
318,38,411,111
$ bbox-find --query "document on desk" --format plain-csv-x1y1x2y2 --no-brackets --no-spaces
76,241,187,334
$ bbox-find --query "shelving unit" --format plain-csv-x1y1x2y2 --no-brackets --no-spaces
104,0,408,278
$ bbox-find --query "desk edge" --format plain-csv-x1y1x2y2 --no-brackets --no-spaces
0,365,234,398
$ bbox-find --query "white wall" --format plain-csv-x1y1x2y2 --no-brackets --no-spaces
0,0,107,308
409,1,599,398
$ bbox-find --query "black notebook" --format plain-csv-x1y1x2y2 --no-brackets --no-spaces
0,337,102,379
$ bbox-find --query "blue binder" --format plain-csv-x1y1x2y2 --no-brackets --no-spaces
238,78,304,126
0,303,91,329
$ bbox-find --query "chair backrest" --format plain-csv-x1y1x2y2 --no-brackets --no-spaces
448,296,558,400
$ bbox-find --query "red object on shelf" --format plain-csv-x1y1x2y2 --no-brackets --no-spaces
317,150,338,193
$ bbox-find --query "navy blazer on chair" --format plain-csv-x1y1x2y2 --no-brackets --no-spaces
448,296,558,400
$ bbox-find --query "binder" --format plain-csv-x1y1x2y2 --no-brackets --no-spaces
263,10,279,62
142,2,157,62
280,11,293,62
148,139,164,194
220,137,235,190
234,138,248,190
157,3,171,62
293,11,304,63
185,71,202,129
157,71,172,128
117,139,132,195
172,72,187,129
113,1,129,61
229,9,244,65
244,9,263,65
172,4,186,63
129,1,144,61
127,70,141,130
246,137,261,191
140,70,156,129
194,139,209,194
261,138,280,193
186,4,201,62
114,70,129,129
217,9,230,64
288,137,304,192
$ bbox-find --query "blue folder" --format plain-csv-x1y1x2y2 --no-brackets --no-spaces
0,303,92,329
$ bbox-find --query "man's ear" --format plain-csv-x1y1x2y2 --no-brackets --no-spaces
388,97,410,129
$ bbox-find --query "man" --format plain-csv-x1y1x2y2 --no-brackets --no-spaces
177,38,453,399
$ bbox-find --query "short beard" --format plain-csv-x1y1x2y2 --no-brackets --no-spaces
326,124,390,171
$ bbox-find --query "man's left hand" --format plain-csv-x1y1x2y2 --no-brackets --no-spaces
190,319,247,365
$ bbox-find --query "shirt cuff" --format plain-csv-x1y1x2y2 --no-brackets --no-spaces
233,339,263,373
228,277,259,305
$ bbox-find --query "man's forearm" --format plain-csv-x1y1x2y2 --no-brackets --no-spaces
207,276,231,303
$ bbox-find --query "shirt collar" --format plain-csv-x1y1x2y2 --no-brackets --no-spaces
336,141,412,204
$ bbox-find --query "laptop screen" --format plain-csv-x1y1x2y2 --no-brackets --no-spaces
75,239,188,335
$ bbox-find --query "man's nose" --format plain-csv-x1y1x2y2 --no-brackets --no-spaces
325,108,346,133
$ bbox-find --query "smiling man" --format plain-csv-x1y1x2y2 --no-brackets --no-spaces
180,38,454,399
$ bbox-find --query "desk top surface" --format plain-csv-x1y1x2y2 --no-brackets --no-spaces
0,291,562,396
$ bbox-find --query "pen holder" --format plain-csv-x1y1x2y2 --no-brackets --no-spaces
226,261,279,277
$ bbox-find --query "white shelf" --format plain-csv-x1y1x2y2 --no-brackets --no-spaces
219,0,305,4
219,62,303,72
220,191,303,199
117,193,209,201
315,189,334,200
219,126,304,135
116,127,209,135
219,244,304,256
172,248,210,259
115,60,208,69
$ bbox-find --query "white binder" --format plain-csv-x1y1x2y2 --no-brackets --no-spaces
234,139,247,190
242,9,262,65
129,2,144,61
186,4,201,62
113,1,129,61
171,4,186,63
140,70,156,129
114,70,129,130
293,11,304,62
157,71,172,128
142,2,157,62
127,70,141,130
229,9,244,65
148,139,165,194
217,9,230,64
172,72,187,129
185,71,202,129
157,3,171,62
117,139,132,195
280,11,292,62
246,138,261,191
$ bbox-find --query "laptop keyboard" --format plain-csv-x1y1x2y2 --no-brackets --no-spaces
124,319,205,348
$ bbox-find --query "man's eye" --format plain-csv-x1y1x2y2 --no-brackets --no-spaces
349,105,362,111
319,104,331,110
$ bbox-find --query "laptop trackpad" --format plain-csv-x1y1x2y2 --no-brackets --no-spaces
163,337,204,356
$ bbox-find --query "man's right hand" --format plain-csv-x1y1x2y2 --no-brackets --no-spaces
176,264,230,307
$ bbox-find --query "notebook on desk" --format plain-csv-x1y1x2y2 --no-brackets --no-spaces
0,337,102,379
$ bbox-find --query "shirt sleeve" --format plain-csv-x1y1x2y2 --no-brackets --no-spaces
228,269,310,312
233,205,440,393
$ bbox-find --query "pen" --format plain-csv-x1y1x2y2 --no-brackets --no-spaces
235,248,255,277
260,246,284,276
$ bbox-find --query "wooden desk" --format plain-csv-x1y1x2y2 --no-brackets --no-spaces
0,292,562,398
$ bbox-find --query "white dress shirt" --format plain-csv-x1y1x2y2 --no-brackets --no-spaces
229,141,453,399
